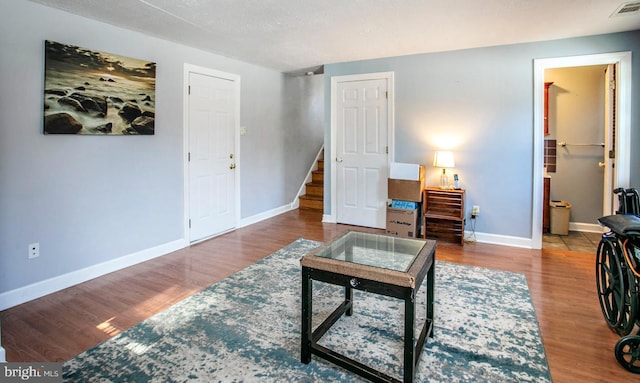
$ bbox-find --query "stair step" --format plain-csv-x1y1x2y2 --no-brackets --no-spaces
312,170,323,183
300,153,324,211
299,194,323,211
305,182,323,197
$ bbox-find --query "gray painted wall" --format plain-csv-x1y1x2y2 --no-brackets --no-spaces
324,30,640,240
0,1,322,295
545,66,606,225
281,73,325,194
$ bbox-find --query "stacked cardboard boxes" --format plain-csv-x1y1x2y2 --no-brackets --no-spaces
386,163,425,238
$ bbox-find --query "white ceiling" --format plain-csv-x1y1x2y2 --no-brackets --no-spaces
27,0,640,73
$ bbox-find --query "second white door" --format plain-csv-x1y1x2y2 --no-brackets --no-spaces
335,77,389,228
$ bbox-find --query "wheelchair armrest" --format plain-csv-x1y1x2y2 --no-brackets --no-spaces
597,214,640,235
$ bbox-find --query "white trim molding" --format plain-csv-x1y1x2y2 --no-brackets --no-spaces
0,321,5,362
470,231,535,249
569,222,605,233
0,239,188,311
239,203,296,228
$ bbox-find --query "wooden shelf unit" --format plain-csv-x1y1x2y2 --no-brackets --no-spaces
423,187,465,245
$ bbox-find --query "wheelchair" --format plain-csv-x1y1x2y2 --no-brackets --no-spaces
595,188,640,373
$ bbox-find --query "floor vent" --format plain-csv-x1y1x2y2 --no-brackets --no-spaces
611,1,640,17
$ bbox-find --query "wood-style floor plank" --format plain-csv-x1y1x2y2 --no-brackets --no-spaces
0,209,632,382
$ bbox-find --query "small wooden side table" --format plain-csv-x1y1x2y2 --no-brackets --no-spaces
423,187,466,245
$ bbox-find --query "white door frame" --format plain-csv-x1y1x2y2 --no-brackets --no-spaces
183,63,241,243
532,52,632,249
328,72,395,223
604,64,616,216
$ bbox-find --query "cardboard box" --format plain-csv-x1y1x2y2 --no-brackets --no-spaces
388,164,425,202
390,162,423,180
388,179,424,202
390,200,419,209
386,207,418,238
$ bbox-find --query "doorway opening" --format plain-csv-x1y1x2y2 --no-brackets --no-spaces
542,65,608,253
532,52,632,250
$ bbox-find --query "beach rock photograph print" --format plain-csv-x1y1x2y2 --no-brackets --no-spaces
43,40,156,135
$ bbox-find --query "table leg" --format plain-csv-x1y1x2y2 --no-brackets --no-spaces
427,261,434,337
301,266,312,364
404,288,415,382
345,284,353,316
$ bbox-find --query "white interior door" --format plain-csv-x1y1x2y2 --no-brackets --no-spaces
188,71,237,242
603,64,616,216
335,78,389,228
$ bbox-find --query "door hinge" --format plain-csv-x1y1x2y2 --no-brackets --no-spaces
386,146,388,154
609,80,616,90
188,152,191,162
385,91,388,99
188,85,191,95
189,219,191,228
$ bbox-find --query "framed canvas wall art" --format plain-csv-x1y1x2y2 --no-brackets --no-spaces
43,40,156,135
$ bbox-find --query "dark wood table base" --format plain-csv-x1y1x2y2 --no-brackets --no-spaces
301,256,434,383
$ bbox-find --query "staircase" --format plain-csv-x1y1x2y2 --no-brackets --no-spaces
298,157,324,211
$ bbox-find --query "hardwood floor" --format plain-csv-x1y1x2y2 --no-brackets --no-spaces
0,209,632,382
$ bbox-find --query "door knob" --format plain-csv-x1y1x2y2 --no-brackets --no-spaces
598,161,605,168
229,163,236,169
337,157,343,163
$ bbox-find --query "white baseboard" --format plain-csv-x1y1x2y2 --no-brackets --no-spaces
239,203,296,228
1,204,302,312
0,238,188,311
322,214,335,223
0,320,5,361
465,231,534,249
2,206,539,312
464,223,603,249
322,218,532,248
570,222,604,233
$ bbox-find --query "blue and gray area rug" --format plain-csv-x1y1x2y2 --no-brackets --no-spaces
63,238,551,382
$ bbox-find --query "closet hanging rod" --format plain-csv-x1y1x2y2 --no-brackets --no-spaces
558,141,604,147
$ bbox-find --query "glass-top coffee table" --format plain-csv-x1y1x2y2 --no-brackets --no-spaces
300,231,436,383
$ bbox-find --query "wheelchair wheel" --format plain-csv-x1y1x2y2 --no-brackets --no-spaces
615,335,640,374
596,238,626,331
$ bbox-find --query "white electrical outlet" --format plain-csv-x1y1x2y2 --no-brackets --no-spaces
472,205,480,217
28,242,39,259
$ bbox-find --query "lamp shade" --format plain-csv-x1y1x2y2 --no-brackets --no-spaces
433,151,455,168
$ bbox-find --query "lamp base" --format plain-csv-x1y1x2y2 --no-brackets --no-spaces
439,170,449,189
